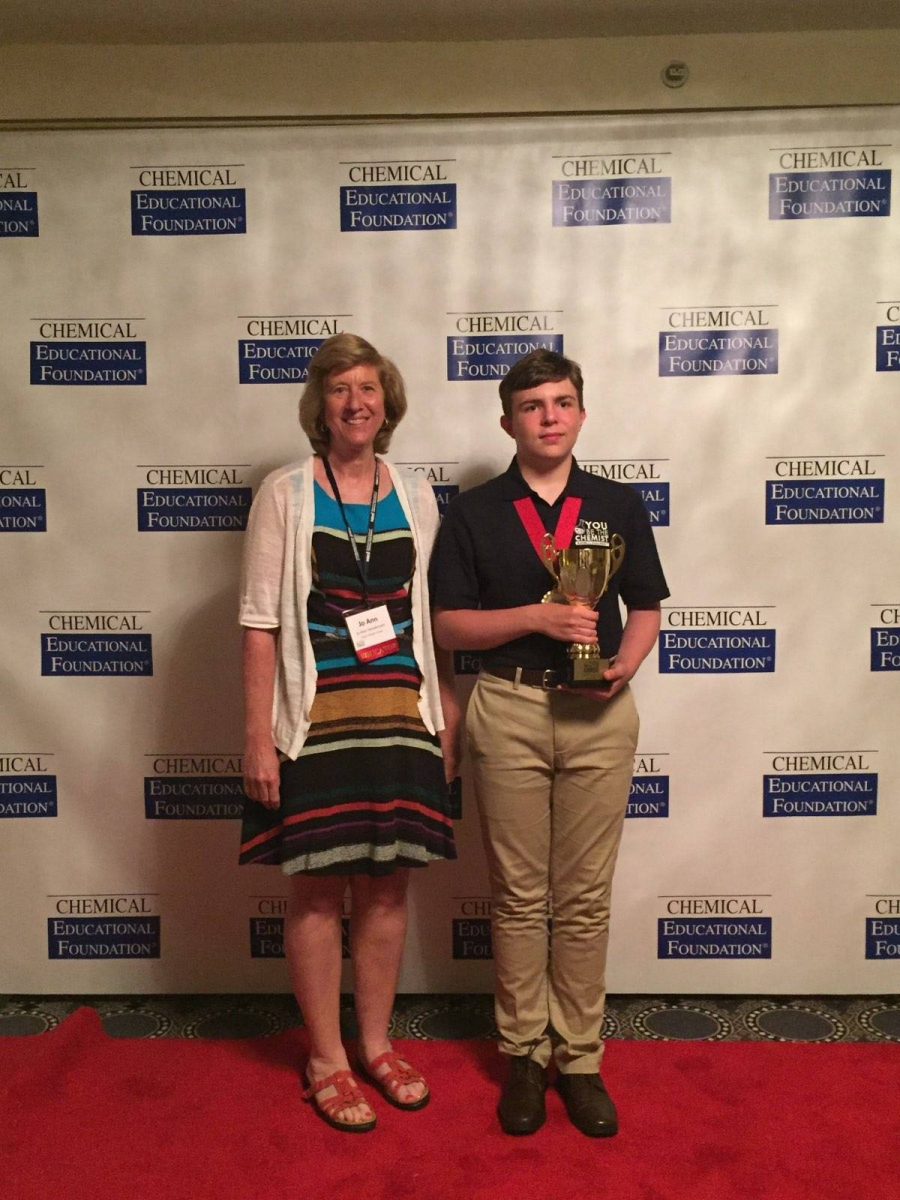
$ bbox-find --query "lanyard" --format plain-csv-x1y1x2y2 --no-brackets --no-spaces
323,457,380,604
513,494,582,568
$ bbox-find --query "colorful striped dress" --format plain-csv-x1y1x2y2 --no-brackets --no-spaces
239,481,456,875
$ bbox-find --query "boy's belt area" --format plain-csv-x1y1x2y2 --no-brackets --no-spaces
482,665,562,690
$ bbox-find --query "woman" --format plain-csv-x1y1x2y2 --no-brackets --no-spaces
239,334,460,1132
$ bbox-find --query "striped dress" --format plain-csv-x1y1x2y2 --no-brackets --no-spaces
239,481,456,875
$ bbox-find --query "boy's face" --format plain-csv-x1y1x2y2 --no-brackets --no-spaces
501,377,585,465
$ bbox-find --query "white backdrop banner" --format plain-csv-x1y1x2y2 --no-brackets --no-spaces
1,107,898,994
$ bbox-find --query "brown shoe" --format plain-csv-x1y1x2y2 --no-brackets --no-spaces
557,1072,618,1137
497,1055,547,1135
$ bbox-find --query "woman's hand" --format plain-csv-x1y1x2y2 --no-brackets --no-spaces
439,722,463,785
243,736,281,809
433,643,463,785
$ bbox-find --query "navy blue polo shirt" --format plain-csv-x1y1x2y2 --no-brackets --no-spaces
429,457,669,674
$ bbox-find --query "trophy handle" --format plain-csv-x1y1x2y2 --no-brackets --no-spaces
608,533,626,579
540,532,559,574
590,537,624,609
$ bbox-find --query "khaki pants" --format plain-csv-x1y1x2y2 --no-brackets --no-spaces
466,672,639,1073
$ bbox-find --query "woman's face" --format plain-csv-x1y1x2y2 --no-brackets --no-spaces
322,363,386,456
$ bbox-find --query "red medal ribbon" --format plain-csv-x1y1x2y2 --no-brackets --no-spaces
513,495,582,562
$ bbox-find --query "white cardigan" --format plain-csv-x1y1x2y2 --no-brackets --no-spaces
239,455,445,760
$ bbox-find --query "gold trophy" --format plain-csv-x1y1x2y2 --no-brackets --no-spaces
541,532,625,686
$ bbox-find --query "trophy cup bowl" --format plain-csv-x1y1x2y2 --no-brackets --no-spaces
542,535,625,686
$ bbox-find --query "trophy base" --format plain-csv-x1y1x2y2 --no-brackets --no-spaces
566,655,611,687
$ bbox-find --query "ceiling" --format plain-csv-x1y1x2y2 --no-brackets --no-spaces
3,0,900,44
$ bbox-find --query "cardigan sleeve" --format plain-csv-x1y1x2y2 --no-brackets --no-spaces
239,471,288,629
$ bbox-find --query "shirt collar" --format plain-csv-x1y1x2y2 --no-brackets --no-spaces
498,456,588,504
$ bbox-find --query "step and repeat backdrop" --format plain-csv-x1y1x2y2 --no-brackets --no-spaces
2,106,898,995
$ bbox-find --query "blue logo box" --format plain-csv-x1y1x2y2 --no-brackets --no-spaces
876,326,900,371
0,489,46,532
0,775,57,817
48,916,161,958
238,339,323,384
766,480,884,524
453,651,482,675
659,330,778,377
250,917,349,958
769,170,891,220
626,776,669,818
763,773,878,817
41,633,153,676
634,482,669,526
131,189,246,235
866,918,900,959
144,777,245,819
340,184,457,231
250,917,285,958
552,177,671,226
871,627,900,671
659,630,776,673
30,342,147,385
137,488,252,531
447,334,563,382
0,192,39,237
453,918,492,959
658,917,772,958
433,484,459,516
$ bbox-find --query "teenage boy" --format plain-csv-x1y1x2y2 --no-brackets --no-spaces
429,349,668,1137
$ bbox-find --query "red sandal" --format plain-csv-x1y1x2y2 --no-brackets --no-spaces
358,1050,430,1111
303,1069,376,1132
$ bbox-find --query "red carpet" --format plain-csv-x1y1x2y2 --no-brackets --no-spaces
2,1007,896,1200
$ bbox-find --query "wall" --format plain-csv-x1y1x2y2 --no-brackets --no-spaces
2,107,898,992
1,30,900,126
2,30,898,994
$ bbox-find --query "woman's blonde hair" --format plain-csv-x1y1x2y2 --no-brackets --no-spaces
299,333,407,456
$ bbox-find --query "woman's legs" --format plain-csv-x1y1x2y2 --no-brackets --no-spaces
350,869,425,1105
284,872,373,1125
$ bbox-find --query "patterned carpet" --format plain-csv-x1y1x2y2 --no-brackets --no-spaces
2,993,898,1042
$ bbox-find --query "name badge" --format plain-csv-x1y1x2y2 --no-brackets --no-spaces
344,604,399,663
